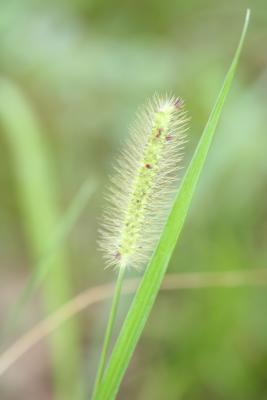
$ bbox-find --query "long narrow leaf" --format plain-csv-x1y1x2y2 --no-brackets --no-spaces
3,178,95,336
95,10,250,400
0,79,83,400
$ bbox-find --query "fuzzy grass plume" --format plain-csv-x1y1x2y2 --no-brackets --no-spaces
99,94,189,270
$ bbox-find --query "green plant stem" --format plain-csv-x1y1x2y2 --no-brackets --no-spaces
3,179,95,339
92,266,126,399
0,79,82,400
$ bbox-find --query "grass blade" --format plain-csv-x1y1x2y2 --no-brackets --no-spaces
95,10,250,399
3,178,95,336
0,79,83,400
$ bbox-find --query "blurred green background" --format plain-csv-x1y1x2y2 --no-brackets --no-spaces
0,0,267,399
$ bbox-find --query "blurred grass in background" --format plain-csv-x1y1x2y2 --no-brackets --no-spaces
0,0,266,399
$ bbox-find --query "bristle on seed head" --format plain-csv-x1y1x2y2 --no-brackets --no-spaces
99,94,189,270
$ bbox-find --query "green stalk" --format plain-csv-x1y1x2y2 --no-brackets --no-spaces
3,179,95,338
0,79,82,400
94,10,250,400
91,266,126,399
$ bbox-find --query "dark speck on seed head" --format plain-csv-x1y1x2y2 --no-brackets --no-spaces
144,163,152,169
174,98,183,109
156,128,163,138
114,251,121,260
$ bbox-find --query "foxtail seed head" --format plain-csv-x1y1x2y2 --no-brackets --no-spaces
99,94,189,270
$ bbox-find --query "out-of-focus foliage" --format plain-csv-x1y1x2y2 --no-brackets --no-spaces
0,0,266,399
